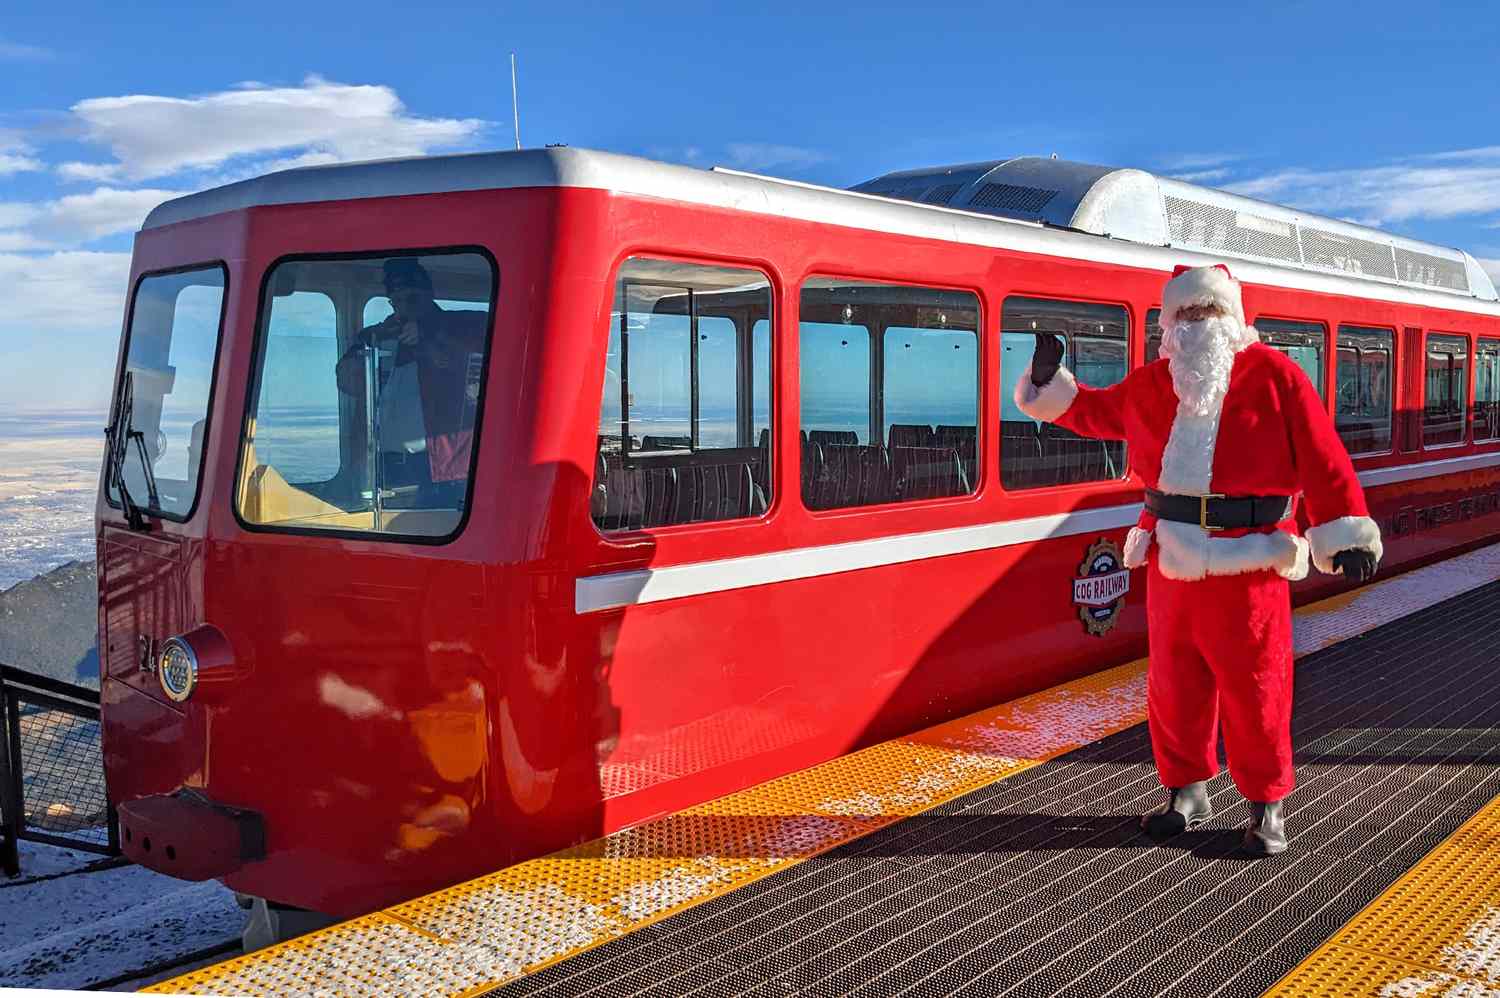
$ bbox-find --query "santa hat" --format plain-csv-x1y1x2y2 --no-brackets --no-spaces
1161,264,1245,329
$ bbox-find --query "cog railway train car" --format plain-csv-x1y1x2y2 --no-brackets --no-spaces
97,149,1500,922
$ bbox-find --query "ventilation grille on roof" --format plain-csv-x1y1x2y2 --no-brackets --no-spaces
922,184,962,205
1299,227,1398,279
969,183,1058,214
1394,247,1470,292
1164,195,1301,265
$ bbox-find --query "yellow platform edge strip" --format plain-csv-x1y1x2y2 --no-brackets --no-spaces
148,544,1500,997
1264,791,1500,996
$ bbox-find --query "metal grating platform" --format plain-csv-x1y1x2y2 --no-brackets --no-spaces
489,580,1500,997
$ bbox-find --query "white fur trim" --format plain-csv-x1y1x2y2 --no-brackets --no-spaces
1161,265,1245,328
1154,520,1310,582
1013,365,1078,423
1305,515,1384,574
1122,527,1152,568
1157,394,1224,495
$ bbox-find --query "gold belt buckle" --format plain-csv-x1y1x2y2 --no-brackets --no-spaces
1199,493,1225,531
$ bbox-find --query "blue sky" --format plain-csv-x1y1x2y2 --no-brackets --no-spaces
3,1,1499,411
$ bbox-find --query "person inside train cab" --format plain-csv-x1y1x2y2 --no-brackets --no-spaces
335,258,487,503
1014,264,1382,856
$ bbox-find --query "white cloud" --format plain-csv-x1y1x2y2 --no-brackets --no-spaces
55,161,122,182
0,152,43,176
0,131,43,176
1159,152,1243,171
0,39,53,61
67,76,486,182
724,142,829,172
1171,168,1231,184
1227,155,1500,225
0,188,178,250
0,251,133,333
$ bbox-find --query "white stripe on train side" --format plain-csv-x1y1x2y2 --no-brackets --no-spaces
574,452,1500,613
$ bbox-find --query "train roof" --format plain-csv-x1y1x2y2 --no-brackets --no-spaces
142,146,1500,313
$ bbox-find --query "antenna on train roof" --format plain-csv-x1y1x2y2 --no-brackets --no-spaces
511,53,522,151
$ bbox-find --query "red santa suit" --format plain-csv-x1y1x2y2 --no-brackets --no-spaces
1015,265,1382,804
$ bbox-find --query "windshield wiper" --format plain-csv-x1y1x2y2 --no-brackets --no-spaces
104,372,158,531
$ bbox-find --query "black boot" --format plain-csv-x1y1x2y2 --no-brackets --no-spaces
1140,781,1212,841
1241,801,1287,856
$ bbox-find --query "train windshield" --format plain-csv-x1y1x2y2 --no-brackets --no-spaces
106,265,227,521
238,251,496,540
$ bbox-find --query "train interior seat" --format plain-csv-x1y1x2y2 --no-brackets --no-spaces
1001,419,1123,487
593,445,768,530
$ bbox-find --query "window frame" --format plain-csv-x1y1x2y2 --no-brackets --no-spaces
1333,324,1396,459
591,253,778,535
999,293,1132,493
797,273,984,513
1253,316,1330,402
1421,331,1472,451
103,260,231,525
1474,337,1500,443
233,245,500,546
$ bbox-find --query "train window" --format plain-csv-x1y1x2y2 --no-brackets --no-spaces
801,321,872,444
1255,319,1326,399
238,251,496,540
800,278,979,509
592,258,773,531
1424,333,1469,448
106,265,227,521
1335,326,1394,454
1476,339,1500,442
1000,297,1128,490
1145,308,1162,364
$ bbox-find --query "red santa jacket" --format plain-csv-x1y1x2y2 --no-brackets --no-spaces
1015,338,1382,582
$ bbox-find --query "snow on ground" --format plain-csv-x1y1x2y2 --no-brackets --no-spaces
0,841,243,991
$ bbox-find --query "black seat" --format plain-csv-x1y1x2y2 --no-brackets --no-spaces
892,445,967,500
593,453,676,530
675,461,764,523
809,429,859,448
936,424,978,488
888,423,935,450
641,434,691,452
1001,420,1042,489
809,444,893,508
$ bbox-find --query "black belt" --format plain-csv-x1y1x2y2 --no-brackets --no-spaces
1145,488,1292,532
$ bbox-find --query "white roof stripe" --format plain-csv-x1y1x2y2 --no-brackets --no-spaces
142,147,1500,321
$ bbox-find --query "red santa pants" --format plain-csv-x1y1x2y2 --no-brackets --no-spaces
1145,560,1296,803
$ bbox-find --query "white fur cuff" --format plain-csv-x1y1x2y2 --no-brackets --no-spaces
1122,527,1152,568
1013,365,1078,423
1306,515,1384,574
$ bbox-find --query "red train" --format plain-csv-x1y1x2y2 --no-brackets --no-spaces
96,149,1500,924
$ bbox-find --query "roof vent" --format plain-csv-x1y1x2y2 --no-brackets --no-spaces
922,184,962,205
969,183,1058,215
1394,247,1470,292
1163,195,1301,266
1299,227,1397,280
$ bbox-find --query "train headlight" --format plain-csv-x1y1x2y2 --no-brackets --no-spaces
158,637,199,702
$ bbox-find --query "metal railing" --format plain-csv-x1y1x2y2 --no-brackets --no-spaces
1,664,120,876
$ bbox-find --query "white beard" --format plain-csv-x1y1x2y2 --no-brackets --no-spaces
1155,315,1255,496
1161,316,1244,416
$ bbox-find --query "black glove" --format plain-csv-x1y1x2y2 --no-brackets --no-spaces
1031,333,1064,387
1331,548,1377,583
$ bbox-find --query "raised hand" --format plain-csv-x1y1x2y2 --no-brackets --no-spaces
1331,548,1377,583
1031,333,1064,387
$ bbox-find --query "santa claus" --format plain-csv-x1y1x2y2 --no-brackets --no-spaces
1016,264,1382,855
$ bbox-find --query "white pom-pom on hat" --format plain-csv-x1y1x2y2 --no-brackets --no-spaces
1161,263,1245,329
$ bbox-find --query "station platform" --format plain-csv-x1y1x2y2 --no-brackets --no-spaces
151,545,1500,997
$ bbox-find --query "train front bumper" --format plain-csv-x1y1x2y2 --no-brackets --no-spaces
117,788,265,881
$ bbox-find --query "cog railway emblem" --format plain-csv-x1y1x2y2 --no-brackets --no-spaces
1073,538,1130,637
